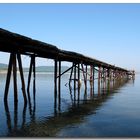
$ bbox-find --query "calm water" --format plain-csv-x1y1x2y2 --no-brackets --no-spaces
0,72,139,137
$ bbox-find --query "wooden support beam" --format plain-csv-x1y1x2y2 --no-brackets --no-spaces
77,63,80,105
58,61,61,111
94,67,100,72
107,77,110,91
4,53,13,102
58,61,61,94
27,55,36,102
104,69,107,78
81,63,86,88
98,66,101,80
107,68,110,78
92,65,95,89
102,68,105,79
12,53,18,103
76,65,90,76
32,55,36,99
90,65,93,87
85,65,87,88
57,65,74,78
69,63,74,88
78,63,80,90
110,69,112,80
74,63,76,90
4,53,27,103
90,65,93,80
74,63,76,101
98,66,101,95
17,53,27,103
27,56,34,92
54,59,58,108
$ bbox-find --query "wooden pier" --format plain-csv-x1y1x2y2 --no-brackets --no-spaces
0,28,135,103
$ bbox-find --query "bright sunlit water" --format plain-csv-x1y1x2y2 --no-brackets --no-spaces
0,72,139,137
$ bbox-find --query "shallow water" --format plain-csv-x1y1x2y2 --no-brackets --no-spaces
0,72,139,137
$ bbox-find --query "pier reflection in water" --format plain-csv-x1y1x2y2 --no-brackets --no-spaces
2,75,132,137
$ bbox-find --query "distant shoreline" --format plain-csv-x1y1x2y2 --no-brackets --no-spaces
0,65,70,74
0,69,139,75
0,70,7,74
0,70,70,75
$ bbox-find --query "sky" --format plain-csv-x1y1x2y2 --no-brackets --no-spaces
0,3,140,71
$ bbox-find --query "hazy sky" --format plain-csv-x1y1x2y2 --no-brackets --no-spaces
0,3,140,71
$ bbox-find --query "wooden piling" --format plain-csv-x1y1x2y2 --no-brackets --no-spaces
85,65,87,89
58,61,61,111
107,68,110,79
77,63,80,105
12,53,18,103
4,53,27,103
74,63,76,90
17,53,27,103
78,63,80,90
90,65,93,84
54,59,58,108
81,63,86,89
69,63,74,89
98,66,101,95
103,69,104,79
90,65,93,76
92,66,95,89
74,63,76,101
32,55,36,99
4,53,13,102
27,56,33,92
98,66,101,81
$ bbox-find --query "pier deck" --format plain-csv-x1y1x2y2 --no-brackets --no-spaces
0,28,134,103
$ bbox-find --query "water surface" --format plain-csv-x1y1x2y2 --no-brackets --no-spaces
0,72,139,137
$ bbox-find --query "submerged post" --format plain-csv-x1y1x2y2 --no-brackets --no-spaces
54,59,58,108
98,66,101,81
90,65,93,87
27,56,34,92
69,63,74,89
32,55,36,98
74,63,76,102
4,53,27,103
4,53,13,102
58,61,61,111
98,66,101,95
81,63,86,89
78,63,80,90
74,63,76,90
77,63,80,103
85,65,87,90
92,65,95,90
12,53,18,103
17,53,27,103
27,54,36,102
